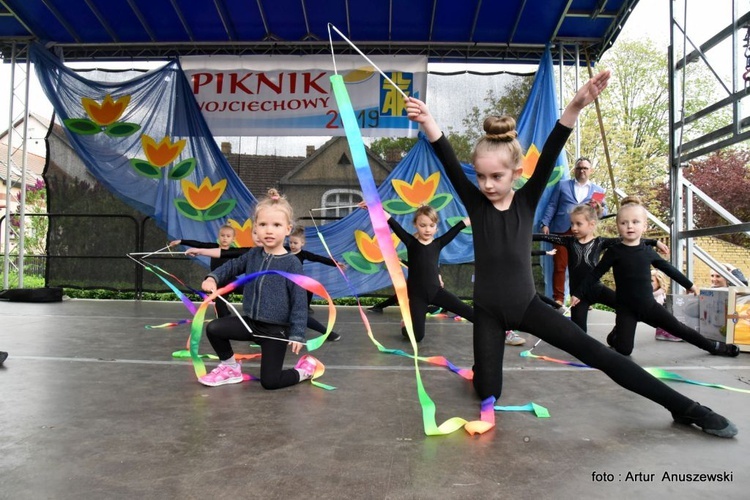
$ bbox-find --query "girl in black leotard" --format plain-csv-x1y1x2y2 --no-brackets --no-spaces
572,199,740,358
405,70,737,438
534,204,665,332
361,202,474,342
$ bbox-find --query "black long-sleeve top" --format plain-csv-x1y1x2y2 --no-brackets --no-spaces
387,217,466,297
579,242,694,311
534,234,659,296
179,239,231,271
430,121,571,325
292,249,337,267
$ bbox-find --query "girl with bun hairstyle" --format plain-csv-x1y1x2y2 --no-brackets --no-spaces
405,71,737,438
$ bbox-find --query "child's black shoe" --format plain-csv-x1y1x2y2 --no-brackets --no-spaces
709,341,740,357
672,402,738,438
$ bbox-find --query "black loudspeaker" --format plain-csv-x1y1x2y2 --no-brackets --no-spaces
0,287,63,302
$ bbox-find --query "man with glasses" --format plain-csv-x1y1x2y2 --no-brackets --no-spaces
539,157,608,304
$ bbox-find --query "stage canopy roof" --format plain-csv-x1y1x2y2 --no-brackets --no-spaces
0,0,639,64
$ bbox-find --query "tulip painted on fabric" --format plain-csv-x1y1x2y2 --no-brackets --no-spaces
181,178,227,210
227,218,255,247
141,134,187,167
82,94,130,126
392,172,440,207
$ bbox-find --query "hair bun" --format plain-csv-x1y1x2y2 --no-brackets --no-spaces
482,115,517,142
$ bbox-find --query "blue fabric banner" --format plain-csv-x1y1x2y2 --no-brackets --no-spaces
515,47,568,298
31,43,562,300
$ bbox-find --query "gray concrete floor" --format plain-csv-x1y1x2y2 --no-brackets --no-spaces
1,299,749,499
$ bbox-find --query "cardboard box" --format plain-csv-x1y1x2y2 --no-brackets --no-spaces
666,294,700,332
699,288,729,342
727,287,750,352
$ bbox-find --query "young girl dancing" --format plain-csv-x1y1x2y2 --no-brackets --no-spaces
572,198,740,358
405,70,737,438
170,224,237,318
187,225,343,343
361,202,474,342
190,189,317,389
533,204,666,332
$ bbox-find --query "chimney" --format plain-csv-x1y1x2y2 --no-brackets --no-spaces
221,142,232,155
306,145,316,157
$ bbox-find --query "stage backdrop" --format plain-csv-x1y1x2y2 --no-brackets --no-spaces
180,55,427,137
31,43,565,299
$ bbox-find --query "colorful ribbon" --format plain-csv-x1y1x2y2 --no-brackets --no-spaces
521,349,750,394
188,269,337,390
645,367,750,394
519,349,592,368
495,402,551,418
330,72,489,435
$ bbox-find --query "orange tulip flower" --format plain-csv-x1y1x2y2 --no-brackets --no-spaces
391,172,440,207
354,230,400,264
82,94,130,126
141,135,187,167
181,178,227,210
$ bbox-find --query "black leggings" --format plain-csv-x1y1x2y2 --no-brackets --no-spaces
471,296,694,414
611,301,715,356
410,287,474,342
571,284,616,333
205,316,300,390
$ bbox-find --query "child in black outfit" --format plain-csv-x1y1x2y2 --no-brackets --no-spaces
288,225,342,342
534,204,666,332
406,70,737,438
170,224,237,318
572,198,740,358
361,202,473,342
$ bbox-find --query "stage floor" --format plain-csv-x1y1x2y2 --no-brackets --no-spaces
1,299,749,499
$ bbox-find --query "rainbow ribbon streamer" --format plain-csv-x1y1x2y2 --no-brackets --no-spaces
146,319,193,330
519,349,592,368
521,349,750,394
330,73,489,434
189,269,337,391
495,402,551,418
645,367,750,394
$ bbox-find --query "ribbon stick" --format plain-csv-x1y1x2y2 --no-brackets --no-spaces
330,71,487,435
645,367,750,394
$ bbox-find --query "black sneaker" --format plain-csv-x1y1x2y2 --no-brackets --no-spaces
326,332,341,342
606,329,617,348
709,341,740,357
367,306,383,314
672,402,738,438
0,351,7,365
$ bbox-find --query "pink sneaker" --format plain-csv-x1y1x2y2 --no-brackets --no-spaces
198,363,243,386
655,328,683,342
294,355,318,381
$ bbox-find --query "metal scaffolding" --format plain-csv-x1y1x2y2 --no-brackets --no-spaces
668,0,750,289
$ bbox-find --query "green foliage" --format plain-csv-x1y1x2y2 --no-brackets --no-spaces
369,137,418,161
9,179,48,256
571,38,729,207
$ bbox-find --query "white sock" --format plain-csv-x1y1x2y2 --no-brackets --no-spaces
296,368,312,381
221,357,239,369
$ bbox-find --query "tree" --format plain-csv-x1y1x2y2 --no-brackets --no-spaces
654,149,750,248
9,179,48,256
573,38,730,206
